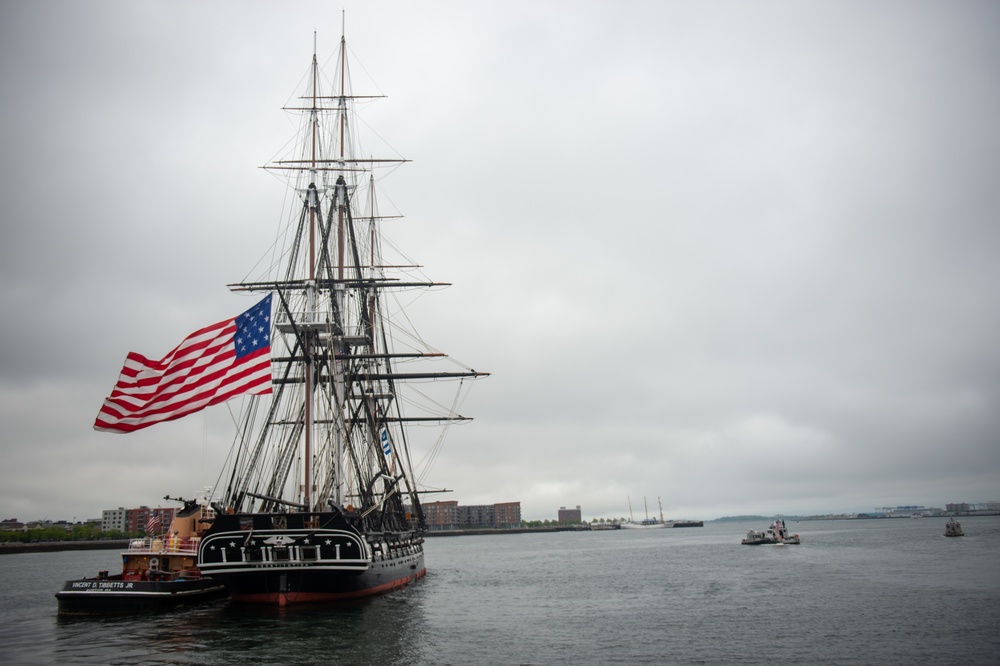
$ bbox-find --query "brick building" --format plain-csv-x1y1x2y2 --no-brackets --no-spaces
422,501,522,531
102,506,177,534
423,500,459,530
558,506,582,523
493,502,521,529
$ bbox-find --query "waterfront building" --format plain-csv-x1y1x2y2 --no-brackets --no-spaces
125,506,176,534
462,504,493,528
423,500,459,530
1,519,24,531
101,506,177,534
494,502,521,529
102,508,126,533
879,505,932,518
423,501,522,531
558,506,582,523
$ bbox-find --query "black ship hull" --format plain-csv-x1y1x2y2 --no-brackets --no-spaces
218,549,425,605
198,511,426,605
55,576,226,615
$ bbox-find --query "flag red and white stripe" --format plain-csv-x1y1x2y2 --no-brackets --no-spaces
94,294,273,433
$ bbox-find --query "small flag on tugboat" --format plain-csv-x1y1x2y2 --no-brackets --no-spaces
93,294,273,433
146,511,160,535
380,427,392,456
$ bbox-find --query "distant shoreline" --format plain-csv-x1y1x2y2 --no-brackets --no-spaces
4,513,996,554
0,527,595,554
425,526,586,537
0,540,129,555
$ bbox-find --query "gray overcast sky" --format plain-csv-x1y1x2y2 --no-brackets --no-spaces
1,0,998,522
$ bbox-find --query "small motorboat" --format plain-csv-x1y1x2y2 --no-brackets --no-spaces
741,519,800,545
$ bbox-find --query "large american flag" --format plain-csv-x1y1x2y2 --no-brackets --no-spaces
93,294,273,433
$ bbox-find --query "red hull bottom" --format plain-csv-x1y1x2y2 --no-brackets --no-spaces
229,566,426,606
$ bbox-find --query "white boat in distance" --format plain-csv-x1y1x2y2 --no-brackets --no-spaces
621,496,667,529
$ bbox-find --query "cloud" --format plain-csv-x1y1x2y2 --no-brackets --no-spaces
1,0,998,522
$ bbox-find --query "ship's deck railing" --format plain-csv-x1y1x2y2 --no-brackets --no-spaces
126,536,199,556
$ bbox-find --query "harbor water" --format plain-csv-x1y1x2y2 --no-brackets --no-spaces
2,517,998,664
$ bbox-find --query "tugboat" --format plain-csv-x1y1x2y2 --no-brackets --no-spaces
741,518,800,545
944,517,964,537
55,497,226,615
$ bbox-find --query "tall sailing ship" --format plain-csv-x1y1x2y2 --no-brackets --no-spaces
191,32,488,605
92,28,486,607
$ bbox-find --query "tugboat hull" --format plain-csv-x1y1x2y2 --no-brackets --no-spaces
55,576,226,615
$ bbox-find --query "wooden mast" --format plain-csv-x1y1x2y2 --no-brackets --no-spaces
337,32,347,282
333,28,348,508
302,32,319,512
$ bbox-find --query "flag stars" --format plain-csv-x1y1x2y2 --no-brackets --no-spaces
233,294,273,360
